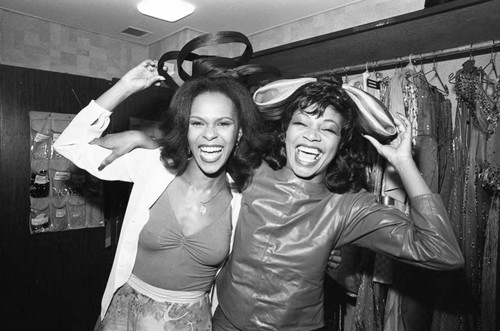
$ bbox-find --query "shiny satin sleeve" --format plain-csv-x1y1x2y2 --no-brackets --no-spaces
334,192,464,271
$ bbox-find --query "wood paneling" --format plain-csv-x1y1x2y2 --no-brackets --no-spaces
0,65,111,330
0,65,173,330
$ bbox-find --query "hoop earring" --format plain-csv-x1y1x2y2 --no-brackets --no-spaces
187,145,193,160
278,132,287,160
278,132,286,144
233,131,243,154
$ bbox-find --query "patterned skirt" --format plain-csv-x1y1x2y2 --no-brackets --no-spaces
95,283,212,331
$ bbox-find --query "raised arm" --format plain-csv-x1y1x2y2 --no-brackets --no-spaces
95,59,165,111
338,114,464,270
53,60,165,180
363,113,429,198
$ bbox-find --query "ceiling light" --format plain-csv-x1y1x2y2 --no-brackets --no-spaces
137,0,195,22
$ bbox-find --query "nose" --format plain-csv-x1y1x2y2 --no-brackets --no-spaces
303,128,320,142
203,125,218,140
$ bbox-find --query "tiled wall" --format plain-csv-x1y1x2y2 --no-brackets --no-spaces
0,9,148,80
0,0,424,81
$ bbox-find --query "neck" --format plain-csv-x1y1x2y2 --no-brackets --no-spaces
283,164,326,185
184,164,227,191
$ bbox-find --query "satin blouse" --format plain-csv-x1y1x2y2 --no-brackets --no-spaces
216,163,464,331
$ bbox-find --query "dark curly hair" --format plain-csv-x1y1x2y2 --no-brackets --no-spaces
259,77,370,194
158,76,264,191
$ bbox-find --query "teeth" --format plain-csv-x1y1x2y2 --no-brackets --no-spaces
297,146,321,162
200,146,222,153
298,146,320,155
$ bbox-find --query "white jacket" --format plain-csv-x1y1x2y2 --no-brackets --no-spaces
54,101,242,319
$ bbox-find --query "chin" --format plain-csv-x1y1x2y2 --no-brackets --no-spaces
290,165,317,180
199,163,226,176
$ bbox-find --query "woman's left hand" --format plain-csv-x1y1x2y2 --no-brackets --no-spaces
119,59,167,93
362,113,413,169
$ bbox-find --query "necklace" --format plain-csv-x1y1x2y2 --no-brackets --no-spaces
185,175,227,215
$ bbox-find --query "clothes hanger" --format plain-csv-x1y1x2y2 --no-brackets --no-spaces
362,62,372,91
449,44,478,83
405,54,416,72
343,67,349,84
462,43,477,74
408,54,425,78
365,62,383,90
479,41,498,85
405,54,420,85
406,53,448,96
424,57,449,96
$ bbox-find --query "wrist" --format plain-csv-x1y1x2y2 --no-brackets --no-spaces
391,155,416,172
113,79,137,98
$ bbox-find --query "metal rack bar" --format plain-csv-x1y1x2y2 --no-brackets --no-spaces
310,39,500,76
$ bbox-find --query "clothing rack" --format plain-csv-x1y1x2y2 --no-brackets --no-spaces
310,39,500,77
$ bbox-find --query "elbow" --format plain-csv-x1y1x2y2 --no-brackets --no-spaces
53,141,61,153
52,141,65,157
451,253,465,270
53,138,65,152
439,250,465,271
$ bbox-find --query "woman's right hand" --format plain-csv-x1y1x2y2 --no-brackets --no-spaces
90,130,159,170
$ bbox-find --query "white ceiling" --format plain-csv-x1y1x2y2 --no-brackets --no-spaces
0,0,357,46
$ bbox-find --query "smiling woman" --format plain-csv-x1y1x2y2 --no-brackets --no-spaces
53,59,261,330
211,77,464,330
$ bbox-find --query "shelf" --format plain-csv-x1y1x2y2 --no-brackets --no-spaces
250,0,500,76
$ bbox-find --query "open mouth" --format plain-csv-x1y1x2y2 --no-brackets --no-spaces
199,146,223,160
296,146,322,164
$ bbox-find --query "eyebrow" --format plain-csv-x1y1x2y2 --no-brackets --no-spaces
189,115,236,121
324,118,340,126
295,113,340,127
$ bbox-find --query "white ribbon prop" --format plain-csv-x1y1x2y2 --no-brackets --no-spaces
253,78,397,140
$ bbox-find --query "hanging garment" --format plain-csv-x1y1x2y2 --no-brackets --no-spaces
350,77,393,331
393,67,446,331
431,60,494,331
478,76,500,331
436,94,454,207
379,65,456,331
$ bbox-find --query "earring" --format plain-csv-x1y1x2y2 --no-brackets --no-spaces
234,136,241,154
187,145,193,159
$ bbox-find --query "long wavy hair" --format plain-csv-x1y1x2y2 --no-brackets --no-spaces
259,77,370,194
159,76,263,191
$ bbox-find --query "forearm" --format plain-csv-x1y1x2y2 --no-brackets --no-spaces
341,193,464,271
125,130,160,149
95,79,135,112
94,59,165,112
392,156,431,198
54,102,134,181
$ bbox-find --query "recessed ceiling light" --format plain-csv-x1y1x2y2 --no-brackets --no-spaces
137,0,195,22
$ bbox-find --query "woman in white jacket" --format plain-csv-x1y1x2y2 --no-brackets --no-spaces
54,60,262,330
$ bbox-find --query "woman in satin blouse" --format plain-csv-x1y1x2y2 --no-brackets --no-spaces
214,77,463,331
93,76,464,331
